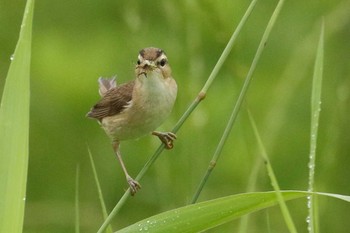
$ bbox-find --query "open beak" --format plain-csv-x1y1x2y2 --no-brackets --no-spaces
137,60,156,77
142,60,156,69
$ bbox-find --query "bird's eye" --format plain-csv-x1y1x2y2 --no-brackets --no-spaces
159,59,167,67
137,59,141,65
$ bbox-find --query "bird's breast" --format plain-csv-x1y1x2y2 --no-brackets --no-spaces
131,74,177,126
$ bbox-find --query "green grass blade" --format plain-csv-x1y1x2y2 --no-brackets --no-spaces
314,192,350,202
75,164,80,233
238,155,262,233
307,20,324,233
87,147,113,233
248,110,297,233
189,0,259,204
199,0,259,95
0,0,34,232
172,0,259,135
191,0,286,204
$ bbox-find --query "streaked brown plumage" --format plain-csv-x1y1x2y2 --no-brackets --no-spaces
87,81,135,121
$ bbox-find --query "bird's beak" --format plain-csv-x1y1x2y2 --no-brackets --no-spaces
137,60,157,78
142,60,157,69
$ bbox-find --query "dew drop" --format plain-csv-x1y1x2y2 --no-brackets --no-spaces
137,223,144,232
10,54,15,61
306,216,310,223
308,163,315,169
307,200,311,209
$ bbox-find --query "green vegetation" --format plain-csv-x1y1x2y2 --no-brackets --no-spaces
0,0,33,232
1,0,349,232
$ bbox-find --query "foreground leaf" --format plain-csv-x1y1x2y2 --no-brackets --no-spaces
117,191,305,233
116,191,350,233
0,0,34,232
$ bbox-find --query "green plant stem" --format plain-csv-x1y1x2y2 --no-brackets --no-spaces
75,164,80,233
307,20,324,233
199,0,258,95
87,147,113,233
190,0,260,204
248,110,297,233
191,0,286,204
238,152,262,233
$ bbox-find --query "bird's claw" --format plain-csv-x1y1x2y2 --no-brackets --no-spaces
127,176,141,196
152,131,177,149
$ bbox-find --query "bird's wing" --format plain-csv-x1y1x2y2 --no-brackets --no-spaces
87,80,135,121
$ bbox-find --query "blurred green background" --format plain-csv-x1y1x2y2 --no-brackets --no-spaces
1,0,350,232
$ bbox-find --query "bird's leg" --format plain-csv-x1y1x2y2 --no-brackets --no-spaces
152,131,177,149
112,141,141,195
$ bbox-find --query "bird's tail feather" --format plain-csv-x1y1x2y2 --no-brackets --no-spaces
98,76,117,97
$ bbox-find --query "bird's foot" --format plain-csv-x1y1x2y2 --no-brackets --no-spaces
152,131,177,149
126,176,141,196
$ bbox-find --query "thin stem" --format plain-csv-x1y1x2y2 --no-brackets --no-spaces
75,164,80,233
191,0,286,203
87,147,113,233
307,20,324,233
248,110,297,233
200,0,259,95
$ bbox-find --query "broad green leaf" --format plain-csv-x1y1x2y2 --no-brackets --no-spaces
116,191,350,233
116,191,305,233
0,0,34,232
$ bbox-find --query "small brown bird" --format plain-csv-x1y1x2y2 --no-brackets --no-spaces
87,47,177,195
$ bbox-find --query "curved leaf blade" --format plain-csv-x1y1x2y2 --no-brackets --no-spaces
0,0,34,232
116,191,306,233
